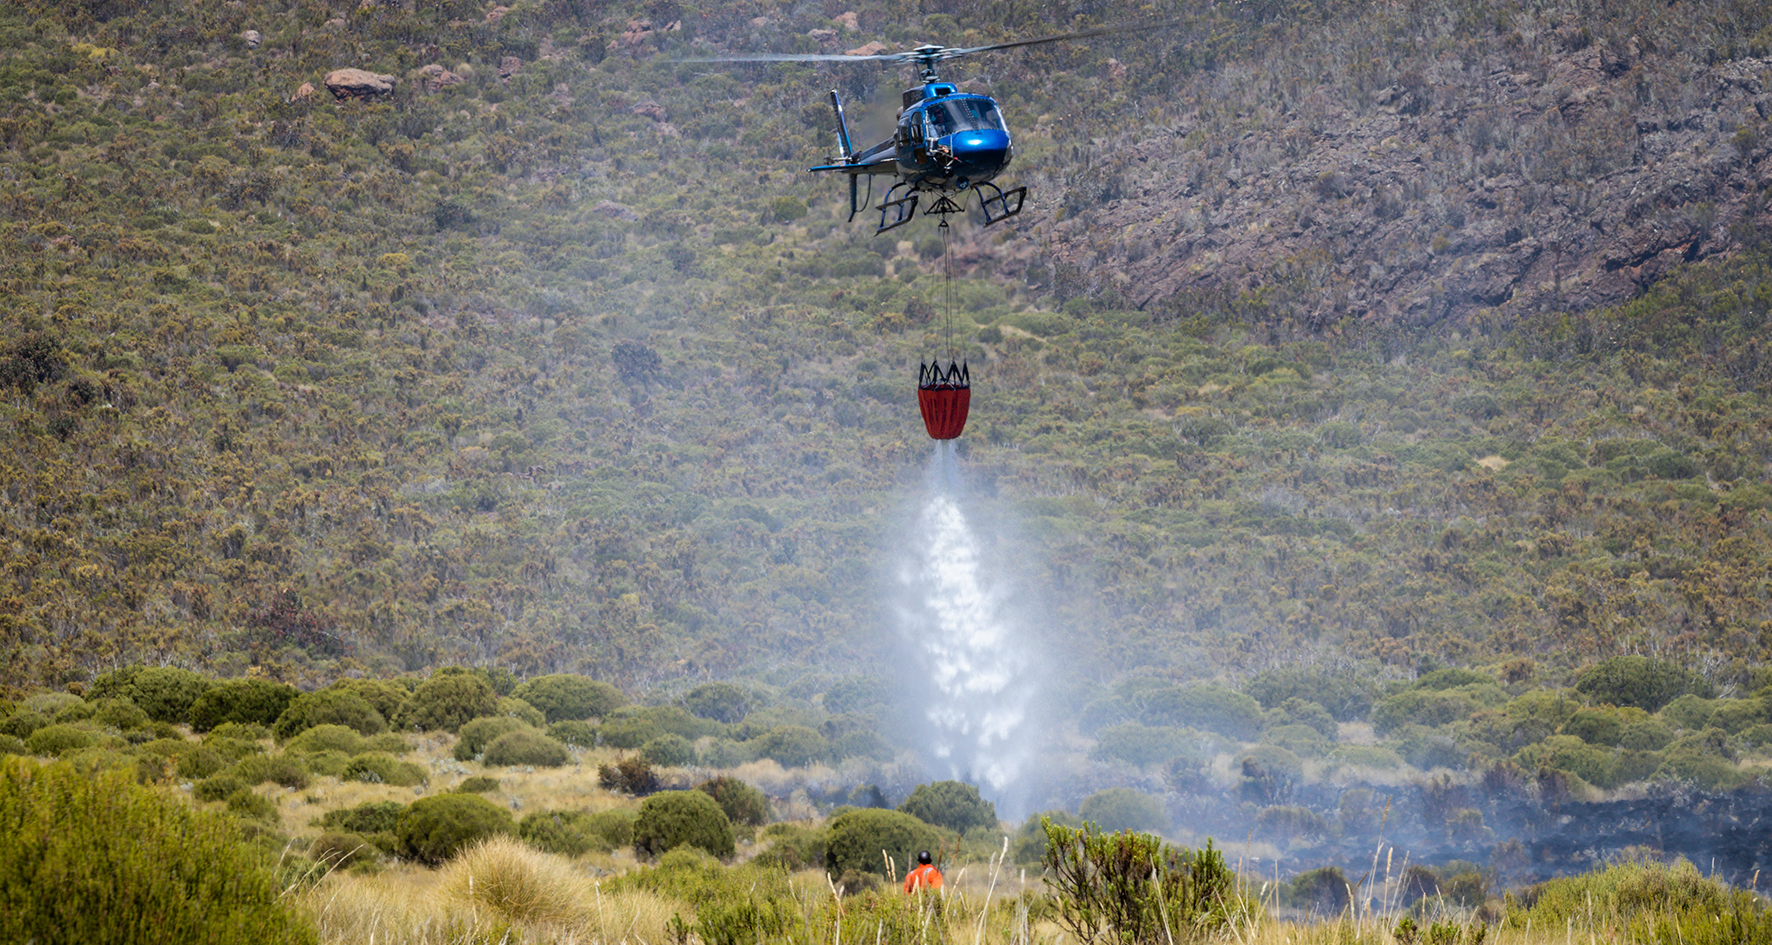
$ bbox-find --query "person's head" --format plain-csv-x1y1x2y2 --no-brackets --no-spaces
917,850,932,865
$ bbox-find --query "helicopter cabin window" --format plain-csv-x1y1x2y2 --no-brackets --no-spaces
931,99,1005,136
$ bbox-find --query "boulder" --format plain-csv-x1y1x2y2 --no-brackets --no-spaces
242,30,261,49
292,82,317,102
498,56,522,79
631,101,667,122
324,68,396,101
846,41,889,57
417,64,464,92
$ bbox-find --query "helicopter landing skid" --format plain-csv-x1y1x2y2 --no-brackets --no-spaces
875,184,920,234
975,182,1027,225
874,182,1026,234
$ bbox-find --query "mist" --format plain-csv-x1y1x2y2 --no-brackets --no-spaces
889,442,1046,821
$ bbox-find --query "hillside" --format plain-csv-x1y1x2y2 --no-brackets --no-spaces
0,0,1767,717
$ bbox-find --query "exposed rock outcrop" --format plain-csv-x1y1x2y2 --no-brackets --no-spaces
323,68,396,101
1024,46,1772,331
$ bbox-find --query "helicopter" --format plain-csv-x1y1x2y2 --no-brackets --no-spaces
684,22,1153,234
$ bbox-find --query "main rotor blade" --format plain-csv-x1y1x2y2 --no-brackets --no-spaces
674,51,907,64
936,20,1167,60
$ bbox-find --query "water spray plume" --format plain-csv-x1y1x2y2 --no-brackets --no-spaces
894,442,1040,816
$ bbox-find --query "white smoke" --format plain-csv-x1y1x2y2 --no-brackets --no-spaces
893,443,1040,817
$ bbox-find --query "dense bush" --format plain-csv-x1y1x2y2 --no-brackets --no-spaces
189,679,300,733
342,752,428,786
234,752,313,789
25,723,99,756
697,775,770,827
225,786,281,823
284,723,369,756
640,733,696,767
273,689,386,742
749,724,828,767
483,729,569,767
398,793,515,866
518,808,635,856
318,800,408,835
599,756,661,795
1078,787,1169,834
510,674,625,723
633,790,735,859
1575,656,1715,712
453,715,533,761
1244,667,1376,722
498,697,546,729
600,705,723,748
683,682,752,723
1142,685,1264,740
1092,722,1197,768
898,780,997,834
824,808,943,878
456,775,501,793
89,666,213,725
397,671,500,733
546,720,598,748
1043,819,1250,944
325,678,411,721
0,756,316,943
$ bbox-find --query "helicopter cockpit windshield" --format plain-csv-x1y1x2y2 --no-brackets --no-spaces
927,98,1006,137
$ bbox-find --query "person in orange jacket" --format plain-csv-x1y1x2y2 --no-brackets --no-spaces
903,850,943,893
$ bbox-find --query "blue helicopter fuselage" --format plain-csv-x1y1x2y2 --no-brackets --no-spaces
893,84,1013,190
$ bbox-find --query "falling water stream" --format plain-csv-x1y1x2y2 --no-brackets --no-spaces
894,442,1039,816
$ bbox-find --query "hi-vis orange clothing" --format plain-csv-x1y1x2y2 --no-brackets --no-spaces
903,863,943,893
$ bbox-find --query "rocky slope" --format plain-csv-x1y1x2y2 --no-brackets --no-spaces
1028,23,1772,330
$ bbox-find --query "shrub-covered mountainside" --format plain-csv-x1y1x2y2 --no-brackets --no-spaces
0,0,1770,695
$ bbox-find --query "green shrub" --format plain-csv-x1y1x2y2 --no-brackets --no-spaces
226,786,280,823
309,830,377,870
234,753,312,789
1142,684,1264,739
546,720,597,748
598,756,660,795
633,790,735,859
1287,865,1351,914
208,721,273,743
1505,859,1737,928
89,666,213,725
510,674,625,723
1575,656,1714,712
454,715,533,761
189,679,300,733
898,779,997,833
683,682,753,723
1661,694,1720,730
1244,667,1376,721
601,705,723,747
341,752,427,786
456,775,501,793
518,809,615,856
1042,819,1249,944
821,675,891,716
362,732,408,754
325,678,410,720
749,725,827,767
824,808,942,878
318,800,408,835
397,671,499,733
26,723,98,756
1092,723,1196,767
398,793,515,866
284,723,367,756
697,775,769,827
1078,787,1169,834
498,697,546,729
0,735,25,755
195,771,249,802
1371,686,1500,736
92,698,152,731
0,710,48,739
754,822,826,870
483,730,569,767
0,757,315,943
640,733,696,767
1272,698,1339,739
1561,706,1650,746
1262,723,1332,758
274,690,386,742
701,737,752,767
302,750,351,777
